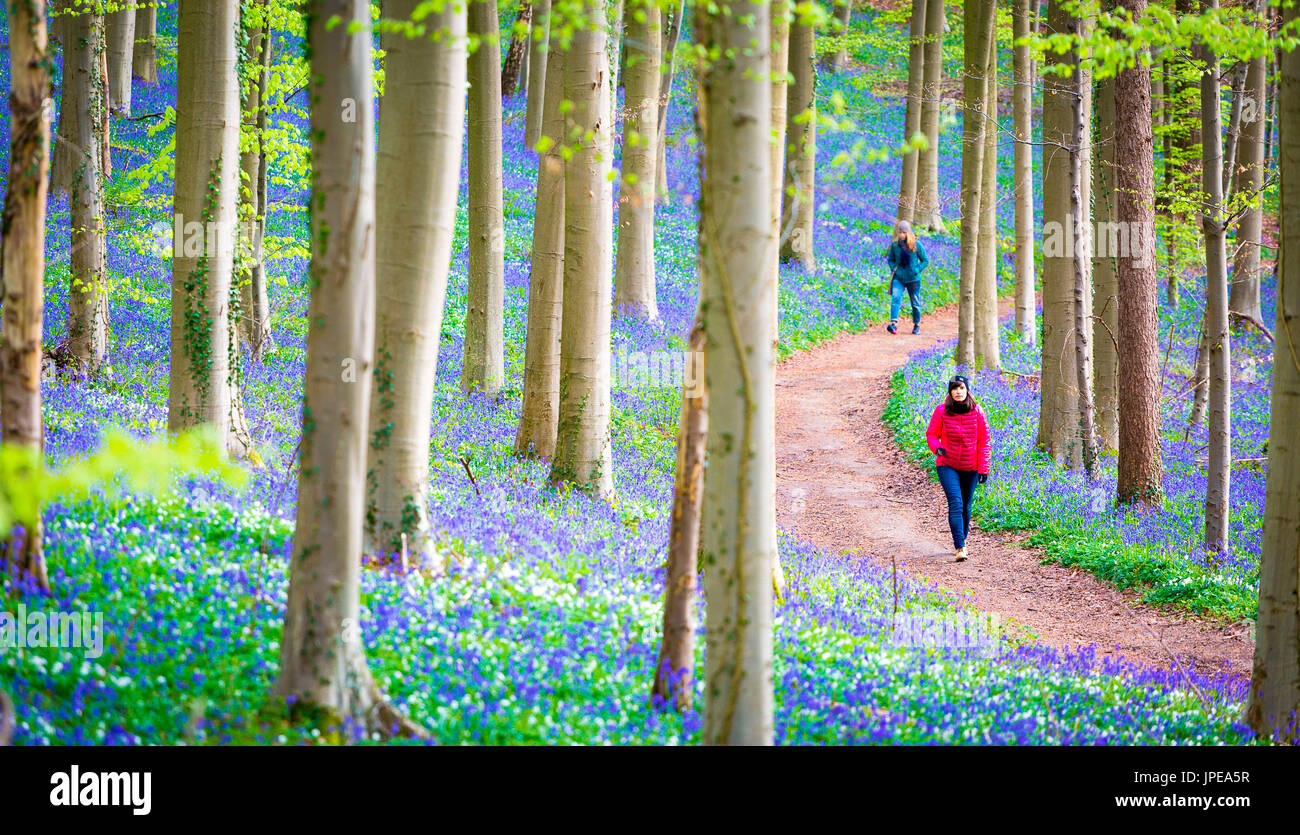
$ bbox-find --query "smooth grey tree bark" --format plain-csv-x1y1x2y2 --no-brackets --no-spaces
168,0,248,458
464,0,506,394
1230,43,1266,324
550,0,614,496
524,0,550,148
914,0,945,231
956,0,994,368
1094,69,1119,451
974,13,1000,371
133,1,158,83
365,0,467,559
106,3,135,115
1012,0,1036,345
614,0,660,320
2,0,53,591
897,0,926,222
515,25,565,459
238,4,273,360
1198,0,1231,552
779,14,815,270
277,0,424,739
696,0,775,746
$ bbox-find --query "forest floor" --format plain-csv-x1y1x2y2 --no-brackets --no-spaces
774,296,1255,679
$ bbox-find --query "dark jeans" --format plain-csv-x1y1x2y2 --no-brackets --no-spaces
936,465,978,549
890,278,922,325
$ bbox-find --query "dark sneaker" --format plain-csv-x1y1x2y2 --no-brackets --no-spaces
887,323,897,335
912,324,921,335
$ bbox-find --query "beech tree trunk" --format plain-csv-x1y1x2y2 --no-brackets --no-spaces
67,8,109,374
465,0,507,394
277,0,421,739
1037,0,1091,468
133,1,158,83
1093,70,1119,451
524,0,550,148
1198,4,1231,552
897,0,926,222
820,0,852,72
501,1,531,95
238,8,273,360
974,18,1000,371
1115,0,1164,507
515,26,565,459
106,4,135,115
1245,0,1299,741
168,0,248,458
779,15,815,270
768,0,791,603
1223,60,1246,195
366,0,467,559
914,0,945,232
654,0,685,201
956,0,994,368
2,0,52,591
1012,0,1036,345
1230,47,1266,324
51,9,77,196
696,0,775,745
550,0,614,496
652,316,706,712
614,0,660,320
1070,30,1098,478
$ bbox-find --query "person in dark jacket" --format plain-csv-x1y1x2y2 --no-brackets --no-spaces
925,375,991,561
886,219,929,335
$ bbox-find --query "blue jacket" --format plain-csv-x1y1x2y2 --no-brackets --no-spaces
887,239,929,284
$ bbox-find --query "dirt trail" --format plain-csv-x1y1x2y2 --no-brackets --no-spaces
774,298,1254,678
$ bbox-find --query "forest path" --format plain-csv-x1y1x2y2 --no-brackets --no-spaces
773,297,1254,679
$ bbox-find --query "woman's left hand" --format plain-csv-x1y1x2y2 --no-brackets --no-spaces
978,474,989,485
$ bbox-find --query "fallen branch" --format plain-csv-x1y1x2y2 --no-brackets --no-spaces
1229,309,1275,343
458,455,481,497
998,367,1040,380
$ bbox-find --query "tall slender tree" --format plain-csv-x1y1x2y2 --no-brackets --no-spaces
1012,0,1036,345
653,315,706,712
1245,0,1299,741
821,0,852,72
1037,0,1092,468
238,1,274,359
1198,0,1231,552
277,0,422,737
956,0,994,368
550,0,614,496
780,8,815,270
1230,31,1266,325
1069,15,1098,477
465,0,507,394
696,0,775,746
524,0,550,148
501,1,532,94
133,0,158,83
515,26,565,459
914,0,945,231
974,8,1000,370
614,0,661,320
654,0,686,200
897,0,926,222
1114,0,1163,506
66,7,109,374
168,0,248,457
1094,66,1119,451
106,2,135,115
2,0,53,591
366,0,468,559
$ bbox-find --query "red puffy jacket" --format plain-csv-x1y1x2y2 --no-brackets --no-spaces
925,402,991,474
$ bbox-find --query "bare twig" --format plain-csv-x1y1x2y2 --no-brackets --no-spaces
1229,309,1275,343
458,455,481,497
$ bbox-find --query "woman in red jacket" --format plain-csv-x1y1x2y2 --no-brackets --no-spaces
925,375,991,561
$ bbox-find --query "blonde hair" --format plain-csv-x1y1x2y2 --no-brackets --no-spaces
894,220,917,252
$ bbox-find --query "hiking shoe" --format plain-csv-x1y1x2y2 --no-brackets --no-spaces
887,323,897,335
912,324,921,335
954,547,968,562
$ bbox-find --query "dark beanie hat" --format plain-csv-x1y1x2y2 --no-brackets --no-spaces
948,374,972,395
